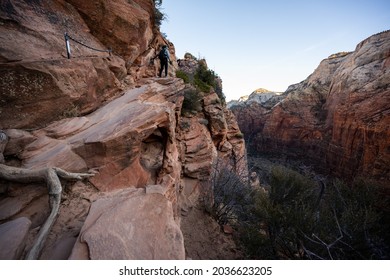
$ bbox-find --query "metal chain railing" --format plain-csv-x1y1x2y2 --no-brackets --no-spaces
64,32,112,59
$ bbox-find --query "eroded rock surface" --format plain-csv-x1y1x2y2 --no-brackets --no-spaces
0,217,31,260
231,31,390,182
0,0,247,260
0,0,177,129
70,188,185,260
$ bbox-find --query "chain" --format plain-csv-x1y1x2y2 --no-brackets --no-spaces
65,33,112,54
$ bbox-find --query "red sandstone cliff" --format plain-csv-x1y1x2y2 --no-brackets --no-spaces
231,31,390,182
0,0,176,129
0,0,246,259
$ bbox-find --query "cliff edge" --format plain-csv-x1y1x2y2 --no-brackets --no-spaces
0,0,246,259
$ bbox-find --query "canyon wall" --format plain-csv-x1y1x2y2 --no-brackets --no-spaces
0,0,176,129
0,0,246,259
231,31,390,182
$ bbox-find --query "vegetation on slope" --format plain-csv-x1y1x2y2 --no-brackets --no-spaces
176,54,226,115
152,0,166,28
207,160,389,259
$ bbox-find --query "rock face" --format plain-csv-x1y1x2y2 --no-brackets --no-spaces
65,0,155,61
0,0,247,259
0,0,122,128
227,88,284,108
0,0,176,129
15,78,185,196
1,73,246,260
177,56,248,183
231,31,390,182
70,188,185,260
0,217,31,260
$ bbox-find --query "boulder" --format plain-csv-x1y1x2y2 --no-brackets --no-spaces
0,217,31,259
69,188,185,260
15,78,185,193
0,185,46,221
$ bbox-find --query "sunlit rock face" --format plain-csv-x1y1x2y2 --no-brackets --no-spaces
231,31,390,183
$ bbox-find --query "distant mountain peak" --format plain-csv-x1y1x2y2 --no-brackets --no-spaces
252,88,273,94
227,88,284,108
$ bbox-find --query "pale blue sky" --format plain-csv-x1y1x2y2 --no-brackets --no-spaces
161,0,389,101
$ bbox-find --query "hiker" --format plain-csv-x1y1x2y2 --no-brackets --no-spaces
154,45,171,77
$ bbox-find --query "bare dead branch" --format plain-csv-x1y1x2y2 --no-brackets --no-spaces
0,163,94,259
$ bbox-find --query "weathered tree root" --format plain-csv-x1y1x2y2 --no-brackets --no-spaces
0,130,96,259
0,164,95,259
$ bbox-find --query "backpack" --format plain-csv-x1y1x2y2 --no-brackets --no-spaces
158,48,169,60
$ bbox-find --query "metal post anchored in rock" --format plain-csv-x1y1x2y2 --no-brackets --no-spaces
64,32,71,59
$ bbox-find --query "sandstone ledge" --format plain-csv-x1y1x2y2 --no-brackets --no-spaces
69,187,185,260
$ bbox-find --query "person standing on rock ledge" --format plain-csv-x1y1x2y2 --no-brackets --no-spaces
154,45,171,77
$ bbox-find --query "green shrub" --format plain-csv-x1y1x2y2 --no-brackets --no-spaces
208,162,389,259
193,77,211,93
152,0,166,28
178,57,226,103
176,70,190,84
181,88,202,115
250,167,318,259
247,168,389,259
194,63,226,104
192,63,218,93
195,64,216,88
235,132,244,139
